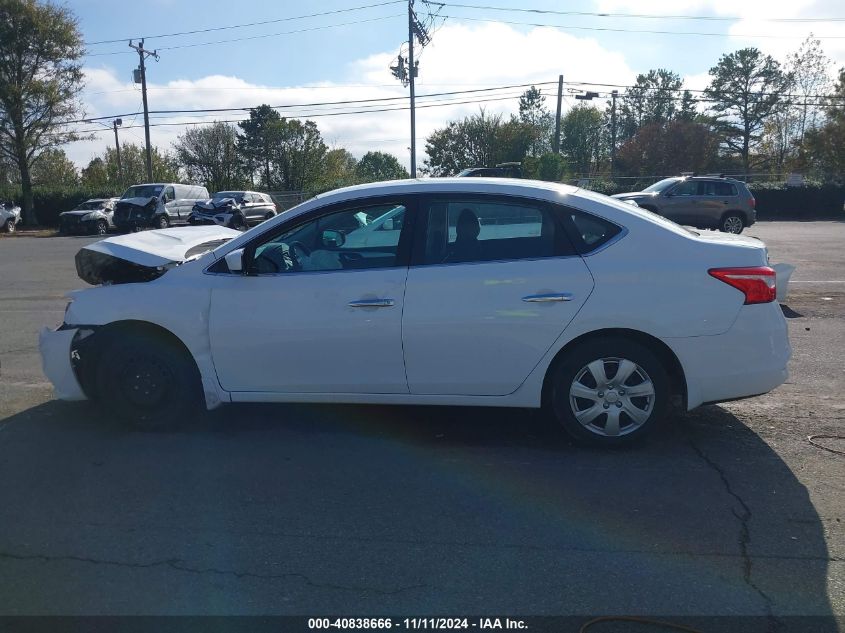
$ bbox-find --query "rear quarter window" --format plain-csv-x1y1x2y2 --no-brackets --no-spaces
564,210,623,254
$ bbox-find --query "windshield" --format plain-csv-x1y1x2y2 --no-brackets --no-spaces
121,185,163,199
213,191,245,202
642,178,681,193
74,201,103,211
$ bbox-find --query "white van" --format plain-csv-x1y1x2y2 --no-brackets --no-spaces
113,183,210,231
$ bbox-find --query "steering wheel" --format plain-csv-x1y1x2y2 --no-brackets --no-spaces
289,241,311,270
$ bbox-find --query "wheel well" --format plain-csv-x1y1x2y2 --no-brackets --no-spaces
75,320,198,400
541,328,687,408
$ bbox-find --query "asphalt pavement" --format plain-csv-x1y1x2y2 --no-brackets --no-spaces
0,222,842,628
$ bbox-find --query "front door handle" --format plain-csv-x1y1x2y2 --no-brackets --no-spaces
348,298,395,308
522,293,573,303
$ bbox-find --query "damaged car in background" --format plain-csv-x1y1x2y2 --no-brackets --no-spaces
59,198,119,235
188,190,277,230
112,183,210,232
40,179,791,447
1,201,22,233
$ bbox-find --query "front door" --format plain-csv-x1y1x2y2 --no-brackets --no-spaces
402,194,595,396
208,198,414,394
660,179,699,225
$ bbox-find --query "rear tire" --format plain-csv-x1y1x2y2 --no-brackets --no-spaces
264,211,275,222
547,337,669,446
95,331,202,431
720,212,744,234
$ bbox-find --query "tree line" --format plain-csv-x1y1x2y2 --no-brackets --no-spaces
1,0,843,225
424,40,844,184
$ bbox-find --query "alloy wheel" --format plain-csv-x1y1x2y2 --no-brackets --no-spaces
723,215,743,234
568,357,656,437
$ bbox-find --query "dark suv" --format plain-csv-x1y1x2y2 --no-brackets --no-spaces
612,176,756,234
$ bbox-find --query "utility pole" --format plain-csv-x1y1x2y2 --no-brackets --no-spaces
129,39,158,182
610,90,618,178
391,1,429,177
553,74,563,155
112,118,123,183
408,0,417,177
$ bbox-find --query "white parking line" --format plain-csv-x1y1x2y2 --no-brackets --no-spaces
790,281,845,284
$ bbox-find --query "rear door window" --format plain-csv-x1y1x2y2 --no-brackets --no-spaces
417,195,574,265
715,182,738,196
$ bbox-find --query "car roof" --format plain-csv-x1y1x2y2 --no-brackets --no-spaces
312,178,578,205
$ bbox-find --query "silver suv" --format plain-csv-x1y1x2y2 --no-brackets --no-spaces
612,176,756,234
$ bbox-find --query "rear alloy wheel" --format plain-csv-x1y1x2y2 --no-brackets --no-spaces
264,211,275,222
720,212,744,234
95,332,202,430
4,219,15,233
549,338,669,446
95,219,108,235
156,215,170,229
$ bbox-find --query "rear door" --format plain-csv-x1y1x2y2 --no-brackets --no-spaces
402,194,595,396
696,180,729,226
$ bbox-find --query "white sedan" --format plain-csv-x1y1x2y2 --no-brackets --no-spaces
40,178,790,446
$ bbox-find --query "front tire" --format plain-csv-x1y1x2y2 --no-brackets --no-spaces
548,337,669,446
4,219,15,233
95,331,202,430
94,219,108,235
156,215,170,229
720,212,744,234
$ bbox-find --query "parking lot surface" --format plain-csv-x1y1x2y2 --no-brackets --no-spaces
0,222,842,625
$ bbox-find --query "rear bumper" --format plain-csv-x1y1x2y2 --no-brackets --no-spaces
666,302,790,410
38,327,87,401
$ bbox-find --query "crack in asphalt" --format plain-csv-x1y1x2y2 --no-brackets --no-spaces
0,550,427,596
688,439,782,632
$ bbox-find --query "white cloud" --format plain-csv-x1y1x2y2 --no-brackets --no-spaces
595,0,845,63
69,22,638,174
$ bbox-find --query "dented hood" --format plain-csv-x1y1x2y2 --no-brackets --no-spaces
117,196,158,208
76,226,240,285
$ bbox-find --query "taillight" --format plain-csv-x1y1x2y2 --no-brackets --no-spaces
708,266,776,304
749,197,756,208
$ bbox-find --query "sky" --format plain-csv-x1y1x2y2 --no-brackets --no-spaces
68,0,845,173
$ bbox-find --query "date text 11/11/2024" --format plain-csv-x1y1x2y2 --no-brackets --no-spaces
307,618,528,630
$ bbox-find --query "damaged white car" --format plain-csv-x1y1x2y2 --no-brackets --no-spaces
40,179,791,445
1,201,22,233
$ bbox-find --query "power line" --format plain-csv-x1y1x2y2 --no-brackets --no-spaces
55,92,533,137
436,13,845,39
83,14,405,57
83,1,405,45
425,1,845,23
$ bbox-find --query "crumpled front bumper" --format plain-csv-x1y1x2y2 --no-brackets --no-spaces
38,327,87,401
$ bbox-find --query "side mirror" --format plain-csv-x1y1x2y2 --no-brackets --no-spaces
321,229,345,248
224,248,245,273
383,218,394,231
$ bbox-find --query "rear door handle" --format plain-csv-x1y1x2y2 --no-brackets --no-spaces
348,298,395,308
522,293,573,303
